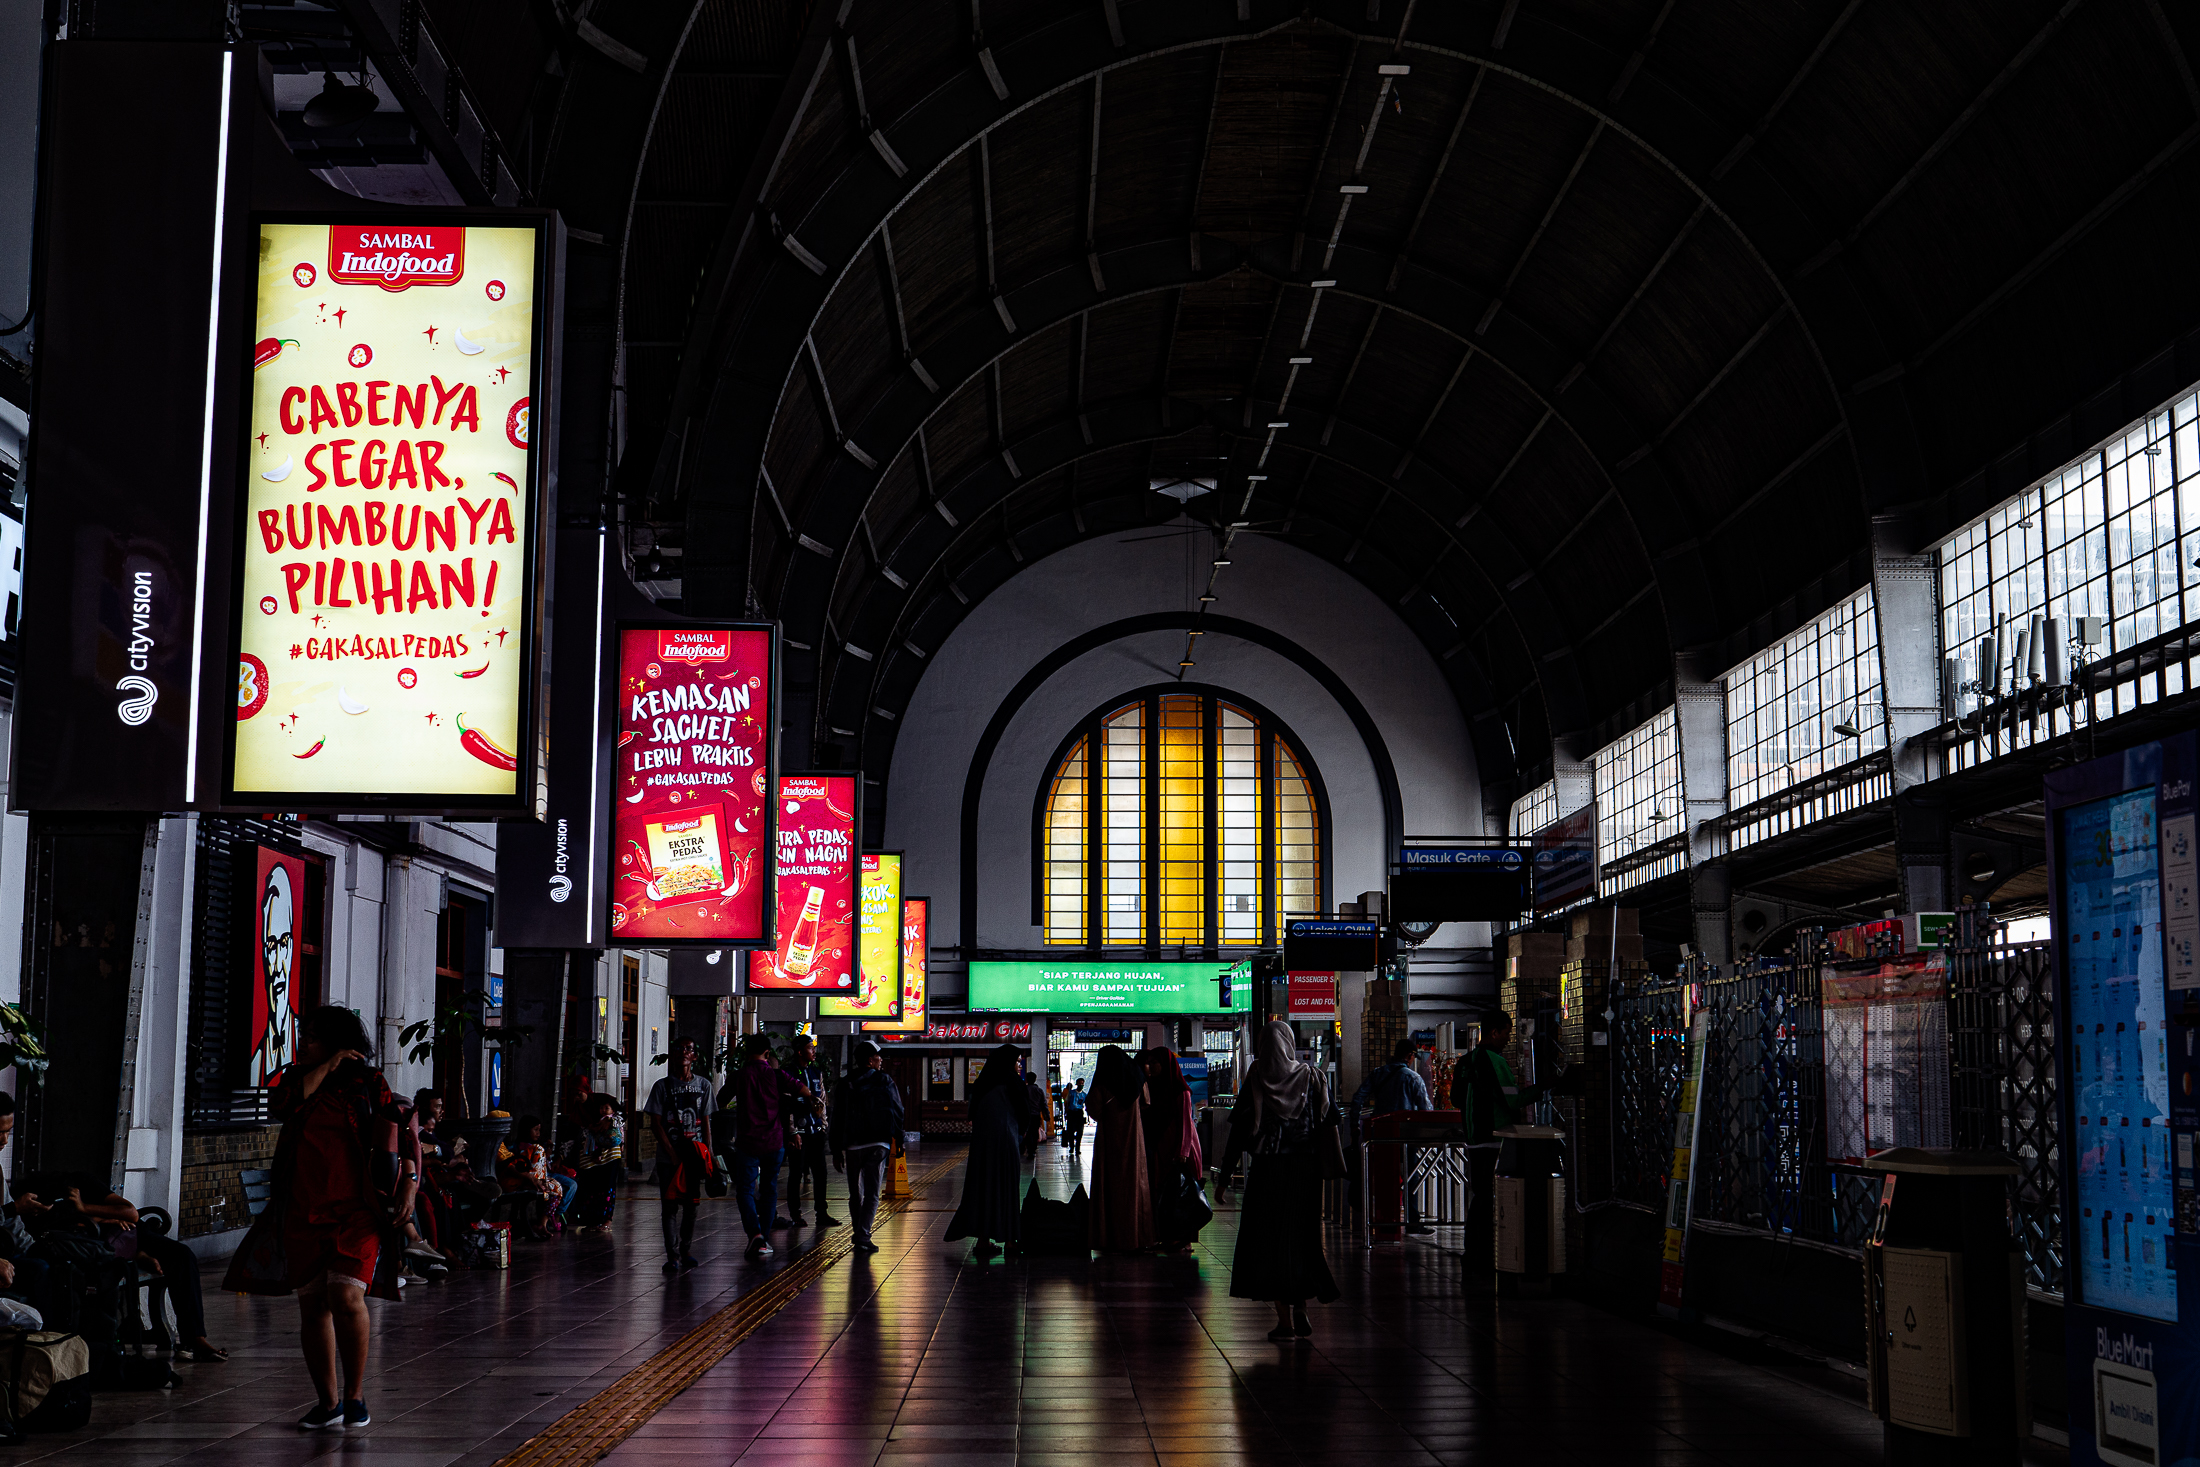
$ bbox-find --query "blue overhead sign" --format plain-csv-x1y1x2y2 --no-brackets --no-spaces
1398,848,1525,869
1286,920,1381,940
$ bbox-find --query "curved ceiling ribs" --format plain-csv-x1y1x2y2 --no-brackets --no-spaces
616,0,2200,822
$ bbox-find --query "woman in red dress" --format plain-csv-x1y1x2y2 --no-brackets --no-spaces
274,1006,408,1432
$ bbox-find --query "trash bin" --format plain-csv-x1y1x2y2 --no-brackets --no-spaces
1859,1148,2024,1466
1493,1123,1566,1294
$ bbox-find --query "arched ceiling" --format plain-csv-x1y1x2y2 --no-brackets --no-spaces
526,0,2200,814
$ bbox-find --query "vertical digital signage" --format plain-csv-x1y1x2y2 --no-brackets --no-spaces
227,217,554,810
2047,731,2199,1467
749,773,859,990
14,43,246,811
610,623,776,946
866,897,929,1033
2062,785,2176,1322
822,852,901,1020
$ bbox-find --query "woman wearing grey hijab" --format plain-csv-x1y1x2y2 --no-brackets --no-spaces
1219,1020,1343,1339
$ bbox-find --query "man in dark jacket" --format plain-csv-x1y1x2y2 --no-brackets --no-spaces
1354,1039,1436,1235
725,1036,817,1257
829,1042,904,1253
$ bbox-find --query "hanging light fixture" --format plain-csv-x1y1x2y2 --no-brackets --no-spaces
303,69,380,130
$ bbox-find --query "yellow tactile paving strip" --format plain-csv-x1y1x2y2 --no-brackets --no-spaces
493,1153,959,1467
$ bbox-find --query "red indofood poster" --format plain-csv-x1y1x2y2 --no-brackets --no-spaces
232,219,548,807
821,852,901,1019
611,624,776,945
248,845,307,1086
749,773,859,990
865,897,929,1033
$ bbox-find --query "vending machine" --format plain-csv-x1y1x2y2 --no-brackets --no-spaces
2049,730,2199,1467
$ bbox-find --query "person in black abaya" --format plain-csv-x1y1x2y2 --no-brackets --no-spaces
1221,1020,1344,1340
1141,1048,1204,1250
944,1044,1032,1258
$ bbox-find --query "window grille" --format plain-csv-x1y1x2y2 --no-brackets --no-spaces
1038,690,1324,949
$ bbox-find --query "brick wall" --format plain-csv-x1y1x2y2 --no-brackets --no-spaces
178,1127,278,1238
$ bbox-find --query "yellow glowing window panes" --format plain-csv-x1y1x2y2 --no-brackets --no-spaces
1158,695,1205,946
1276,738,1319,921
1218,705,1261,944
1039,693,1322,951
1043,737,1088,945
1100,704,1144,944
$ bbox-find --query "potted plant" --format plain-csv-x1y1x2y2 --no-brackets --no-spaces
401,987,534,1177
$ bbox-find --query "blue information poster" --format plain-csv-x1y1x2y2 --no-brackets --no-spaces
2062,786,2176,1323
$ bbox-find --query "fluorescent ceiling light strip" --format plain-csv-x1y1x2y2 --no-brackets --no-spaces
589,526,607,942
187,49,235,802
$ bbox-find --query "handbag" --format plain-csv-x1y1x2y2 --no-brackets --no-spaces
220,1198,291,1298
703,1157,729,1199
1177,1172,1214,1233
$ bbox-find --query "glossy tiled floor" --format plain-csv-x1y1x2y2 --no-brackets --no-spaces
37,1144,2067,1466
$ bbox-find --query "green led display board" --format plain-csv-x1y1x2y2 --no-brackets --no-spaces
968,960,1235,1014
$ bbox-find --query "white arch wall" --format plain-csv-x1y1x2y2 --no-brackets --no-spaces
881,531,1485,953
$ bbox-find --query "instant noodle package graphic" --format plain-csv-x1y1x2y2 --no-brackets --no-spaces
232,221,539,800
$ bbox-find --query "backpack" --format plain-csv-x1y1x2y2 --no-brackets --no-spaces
0,1331,90,1431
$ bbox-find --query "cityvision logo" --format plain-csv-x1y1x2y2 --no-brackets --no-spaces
2098,1327,2156,1372
548,817,572,903
115,571,157,727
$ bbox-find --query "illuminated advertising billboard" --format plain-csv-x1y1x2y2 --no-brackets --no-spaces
968,959,1233,1015
865,897,929,1033
749,773,859,990
228,217,551,809
821,853,901,1020
610,624,776,947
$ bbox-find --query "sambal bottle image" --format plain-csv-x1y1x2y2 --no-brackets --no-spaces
784,885,825,977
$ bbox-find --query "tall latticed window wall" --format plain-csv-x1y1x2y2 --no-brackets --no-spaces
1593,708,1683,895
1039,691,1324,949
1940,397,2199,705
1721,588,1890,849
1509,780,1558,839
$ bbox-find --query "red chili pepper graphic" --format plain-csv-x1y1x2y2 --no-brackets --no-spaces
618,730,638,749
456,713,517,770
456,662,490,679
729,848,758,897
492,472,519,492
294,738,325,759
254,337,297,370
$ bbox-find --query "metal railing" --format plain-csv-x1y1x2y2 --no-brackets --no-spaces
1606,924,2065,1286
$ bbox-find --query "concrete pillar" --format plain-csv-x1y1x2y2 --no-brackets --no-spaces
1030,1016,1047,1092
1872,518,1950,914
1674,674,1731,967
1552,754,1593,818
124,815,196,1219
1336,970,1369,1103
501,951,570,1134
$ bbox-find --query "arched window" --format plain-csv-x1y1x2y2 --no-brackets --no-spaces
1036,688,1326,950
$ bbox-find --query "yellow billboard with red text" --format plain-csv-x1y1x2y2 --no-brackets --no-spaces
232,221,538,802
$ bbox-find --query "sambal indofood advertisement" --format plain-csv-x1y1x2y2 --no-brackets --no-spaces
231,219,548,806
748,773,859,991
612,625,777,946
820,852,901,1020
864,896,929,1033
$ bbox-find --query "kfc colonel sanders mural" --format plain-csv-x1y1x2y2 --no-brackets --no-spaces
249,847,307,1085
